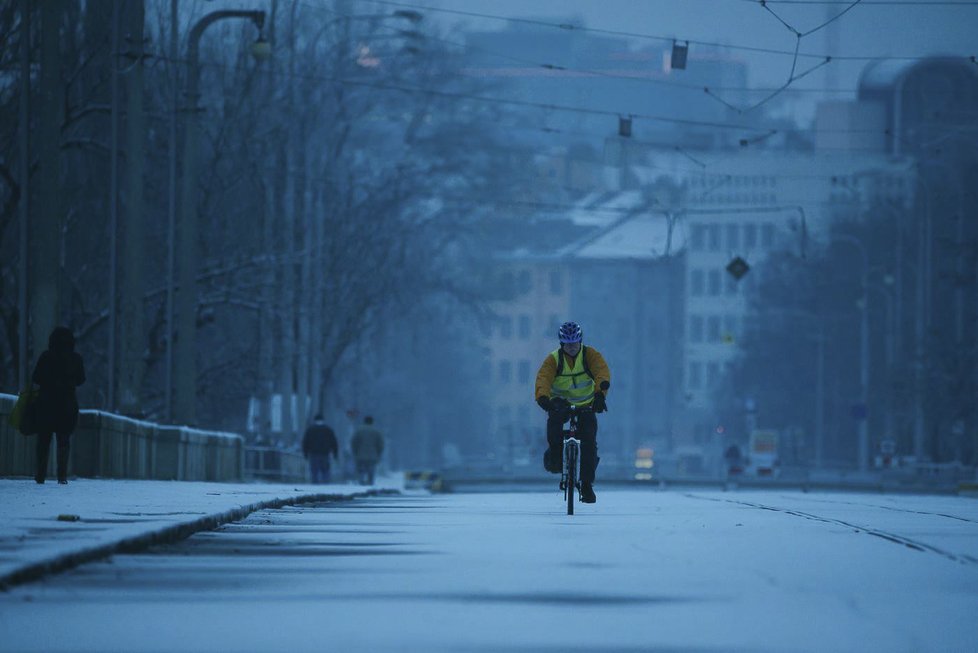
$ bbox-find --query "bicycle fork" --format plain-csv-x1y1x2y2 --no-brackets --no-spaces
561,437,581,494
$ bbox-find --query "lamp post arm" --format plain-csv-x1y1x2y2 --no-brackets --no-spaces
188,10,265,60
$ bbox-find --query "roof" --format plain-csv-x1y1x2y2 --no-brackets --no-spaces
573,212,685,260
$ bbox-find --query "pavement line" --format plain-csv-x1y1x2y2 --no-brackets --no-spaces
0,488,400,591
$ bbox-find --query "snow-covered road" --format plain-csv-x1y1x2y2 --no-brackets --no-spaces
2,489,977,652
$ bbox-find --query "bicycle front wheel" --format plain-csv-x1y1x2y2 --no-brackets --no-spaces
566,447,576,515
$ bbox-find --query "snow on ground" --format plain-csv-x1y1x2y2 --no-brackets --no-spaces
1,488,976,652
0,476,401,586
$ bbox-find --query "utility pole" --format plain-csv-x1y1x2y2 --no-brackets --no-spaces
814,327,825,469
18,0,30,389
832,234,870,472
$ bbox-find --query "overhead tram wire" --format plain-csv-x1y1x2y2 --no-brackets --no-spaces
705,0,865,113
153,47,974,145
298,1,853,94
351,0,973,62
153,51,775,135
299,1,861,95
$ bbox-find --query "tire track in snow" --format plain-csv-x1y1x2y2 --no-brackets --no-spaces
773,494,978,525
684,493,976,567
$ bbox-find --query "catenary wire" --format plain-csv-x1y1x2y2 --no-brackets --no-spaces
346,0,974,61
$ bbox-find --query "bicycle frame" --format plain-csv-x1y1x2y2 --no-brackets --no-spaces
560,406,586,515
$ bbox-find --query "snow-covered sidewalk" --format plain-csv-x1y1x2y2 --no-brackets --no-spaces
0,477,401,589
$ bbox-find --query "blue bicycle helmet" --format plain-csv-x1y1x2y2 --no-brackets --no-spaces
558,321,583,344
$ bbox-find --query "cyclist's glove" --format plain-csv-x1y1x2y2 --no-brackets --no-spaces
592,392,607,413
549,397,570,414
536,396,551,413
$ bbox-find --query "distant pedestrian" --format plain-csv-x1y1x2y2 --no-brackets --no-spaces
301,414,338,484
724,443,744,478
31,327,86,485
350,415,384,485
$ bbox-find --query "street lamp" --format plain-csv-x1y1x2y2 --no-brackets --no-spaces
171,9,266,425
830,234,870,472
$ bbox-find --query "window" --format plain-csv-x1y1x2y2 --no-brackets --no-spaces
688,362,703,389
497,405,511,431
743,223,758,248
724,272,737,296
707,362,719,386
708,270,721,296
549,269,563,295
690,269,705,296
723,314,738,338
518,360,531,384
691,225,706,251
545,314,559,338
689,315,704,343
518,314,531,339
517,270,532,294
498,360,512,384
707,316,721,342
761,224,775,249
499,316,513,339
726,224,740,250
708,224,721,251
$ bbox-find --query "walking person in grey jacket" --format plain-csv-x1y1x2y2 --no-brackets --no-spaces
350,416,384,485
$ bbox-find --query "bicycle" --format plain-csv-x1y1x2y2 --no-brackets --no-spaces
559,404,592,516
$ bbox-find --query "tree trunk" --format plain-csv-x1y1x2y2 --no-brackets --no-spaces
309,178,325,417
31,0,64,362
119,0,146,415
295,131,312,431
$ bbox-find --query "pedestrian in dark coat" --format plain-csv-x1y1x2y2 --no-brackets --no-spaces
302,414,338,484
31,327,86,484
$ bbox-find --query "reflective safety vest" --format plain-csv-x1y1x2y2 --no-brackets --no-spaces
549,347,595,407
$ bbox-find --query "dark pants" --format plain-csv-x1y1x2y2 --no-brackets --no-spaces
36,432,71,483
308,455,332,484
545,411,599,484
356,461,377,485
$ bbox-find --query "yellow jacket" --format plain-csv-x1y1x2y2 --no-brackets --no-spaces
534,346,611,401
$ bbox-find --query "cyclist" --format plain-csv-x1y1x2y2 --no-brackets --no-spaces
534,321,611,504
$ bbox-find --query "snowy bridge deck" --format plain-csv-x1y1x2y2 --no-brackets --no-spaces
1,487,977,652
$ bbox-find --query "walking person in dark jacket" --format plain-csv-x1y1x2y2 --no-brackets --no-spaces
302,414,338,484
31,327,86,484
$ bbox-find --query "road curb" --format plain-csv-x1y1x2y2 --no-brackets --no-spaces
0,488,400,591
